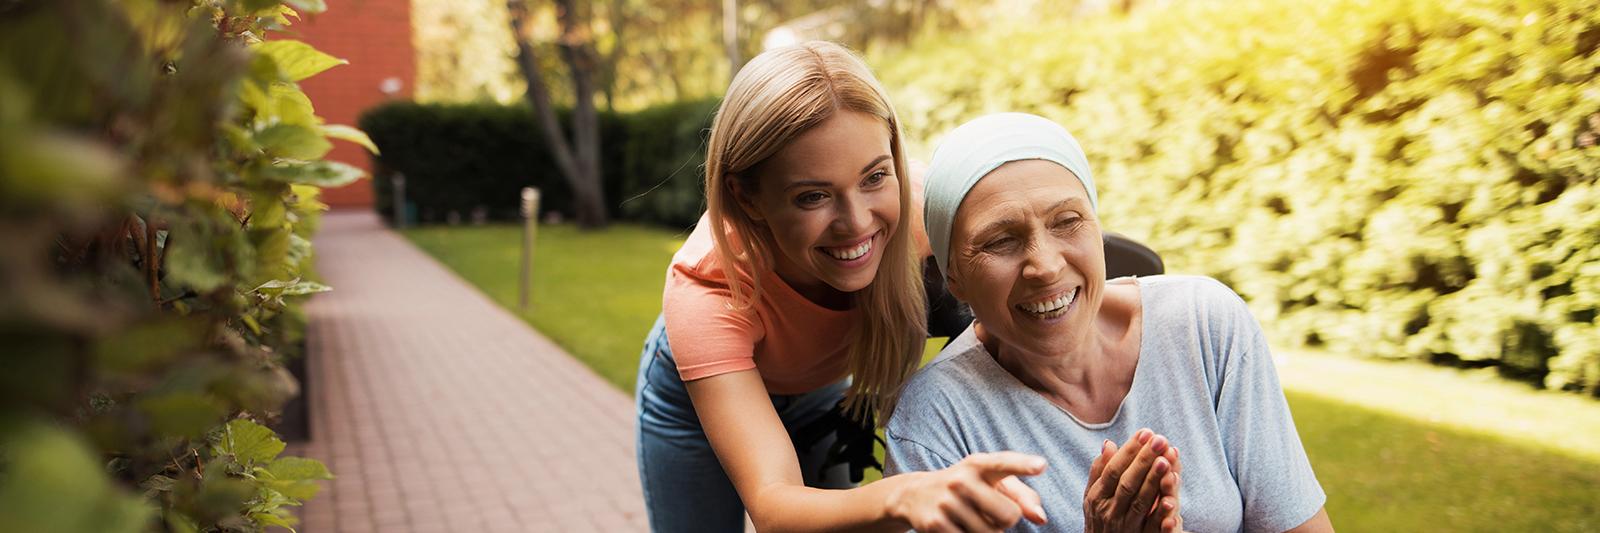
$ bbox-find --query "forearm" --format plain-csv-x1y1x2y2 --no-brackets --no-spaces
746,474,918,533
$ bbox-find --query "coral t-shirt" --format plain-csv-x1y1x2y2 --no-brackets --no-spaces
661,215,857,394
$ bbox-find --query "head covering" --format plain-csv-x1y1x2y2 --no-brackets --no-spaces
923,112,1098,279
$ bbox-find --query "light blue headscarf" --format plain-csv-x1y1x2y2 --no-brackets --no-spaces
923,112,1098,280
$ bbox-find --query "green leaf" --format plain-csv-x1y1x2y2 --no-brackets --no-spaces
265,456,332,482
256,124,332,160
215,419,285,466
283,280,330,296
248,184,289,227
259,160,365,187
250,510,298,530
251,228,294,284
260,456,331,500
268,84,317,127
138,393,226,439
253,278,329,297
319,124,379,154
253,40,345,82
0,421,152,533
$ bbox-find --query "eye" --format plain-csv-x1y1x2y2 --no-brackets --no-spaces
982,235,1020,253
1053,215,1083,230
795,191,828,207
862,170,890,188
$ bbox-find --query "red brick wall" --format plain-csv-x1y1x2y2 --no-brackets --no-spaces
294,0,415,209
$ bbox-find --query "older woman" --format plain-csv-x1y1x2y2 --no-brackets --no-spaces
885,113,1332,532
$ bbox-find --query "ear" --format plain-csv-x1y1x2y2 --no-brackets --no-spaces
944,269,968,302
726,175,765,223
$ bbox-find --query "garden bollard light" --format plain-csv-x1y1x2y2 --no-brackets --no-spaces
520,187,540,310
391,173,407,229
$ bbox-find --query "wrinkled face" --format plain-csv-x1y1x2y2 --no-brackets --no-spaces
736,110,901,300
945,159,1106,357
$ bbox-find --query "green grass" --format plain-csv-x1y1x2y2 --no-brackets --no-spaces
405,224,1600,531
404,223,687,390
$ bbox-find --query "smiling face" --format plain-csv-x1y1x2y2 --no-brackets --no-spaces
945,159,1106,357
734,110,901,303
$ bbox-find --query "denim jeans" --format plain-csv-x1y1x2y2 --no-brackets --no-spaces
635,315,852,532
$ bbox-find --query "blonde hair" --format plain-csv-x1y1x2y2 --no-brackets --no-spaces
704,41,927,424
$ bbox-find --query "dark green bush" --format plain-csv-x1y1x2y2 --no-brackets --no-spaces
360,98,717,228
877,0,1600,394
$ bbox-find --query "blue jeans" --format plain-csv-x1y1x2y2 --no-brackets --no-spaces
635,315,853,532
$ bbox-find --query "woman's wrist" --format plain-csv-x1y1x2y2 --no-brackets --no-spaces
877,471,921,529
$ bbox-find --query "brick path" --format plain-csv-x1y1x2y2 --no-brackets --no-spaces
290,211,648,532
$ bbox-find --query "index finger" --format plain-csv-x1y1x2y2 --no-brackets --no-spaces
1088,440,1115,482
1093,429,1152,499
962,451,1048,483
998,475,1047,525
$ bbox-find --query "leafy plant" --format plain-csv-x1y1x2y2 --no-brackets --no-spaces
876,0,1600,394
0,0,369,530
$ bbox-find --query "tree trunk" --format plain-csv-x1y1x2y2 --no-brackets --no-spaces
507,0,609,228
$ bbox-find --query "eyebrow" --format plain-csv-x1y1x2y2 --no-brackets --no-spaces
969,198,1086,237
782,155,894,191
860,155,892,174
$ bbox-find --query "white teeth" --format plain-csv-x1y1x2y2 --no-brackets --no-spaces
826,238,872,261
1019,288,1078,317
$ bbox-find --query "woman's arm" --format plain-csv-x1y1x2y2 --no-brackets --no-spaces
686,370,1047,532
1285,508,1332,533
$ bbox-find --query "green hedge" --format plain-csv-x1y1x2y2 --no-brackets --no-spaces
359,99,717,228
877,0,1600,393
1,0,348,530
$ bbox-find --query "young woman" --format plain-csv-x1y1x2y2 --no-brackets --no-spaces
635,42,1050,532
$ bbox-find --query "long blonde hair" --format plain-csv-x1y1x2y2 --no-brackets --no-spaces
704,41,927,424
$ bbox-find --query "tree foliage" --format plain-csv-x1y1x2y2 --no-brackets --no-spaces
0,0,365,530
878,0,1600,394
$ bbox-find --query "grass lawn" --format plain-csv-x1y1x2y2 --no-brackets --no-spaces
406,223,1600,531
405,222,688,390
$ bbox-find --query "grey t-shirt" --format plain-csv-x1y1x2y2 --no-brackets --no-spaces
884,275,1324,533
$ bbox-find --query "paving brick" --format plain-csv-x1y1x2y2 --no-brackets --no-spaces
291,212,647,531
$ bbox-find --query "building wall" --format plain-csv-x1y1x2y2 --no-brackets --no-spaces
294,0,416,208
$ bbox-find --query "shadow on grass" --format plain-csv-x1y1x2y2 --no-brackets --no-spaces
1288,390,1600,532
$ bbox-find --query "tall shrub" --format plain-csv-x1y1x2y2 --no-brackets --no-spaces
361,98,716,229
877,0,1600,394
0,0,368,530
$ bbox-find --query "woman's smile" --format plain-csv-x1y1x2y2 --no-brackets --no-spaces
1016,286,1079,320
819,230,880,267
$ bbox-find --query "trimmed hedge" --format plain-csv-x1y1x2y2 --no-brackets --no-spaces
876,0,1600,393
359,99,717,228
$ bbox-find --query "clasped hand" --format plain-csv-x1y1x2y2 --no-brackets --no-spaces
1083,428,1184,533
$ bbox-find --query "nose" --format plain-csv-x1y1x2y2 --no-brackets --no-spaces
831,192,871,235
1021,231,1067,285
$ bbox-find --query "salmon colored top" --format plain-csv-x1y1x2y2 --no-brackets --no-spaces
661,215,857,394
661,167,930,394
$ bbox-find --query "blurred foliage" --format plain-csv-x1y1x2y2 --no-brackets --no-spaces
877,0,1600,394
409,0,1111,109
0,0,364,530
360,98,715,228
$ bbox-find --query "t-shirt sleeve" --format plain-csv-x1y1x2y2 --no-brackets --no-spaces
883,426,958,477
661,265,764,382
1204,280,1326,531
